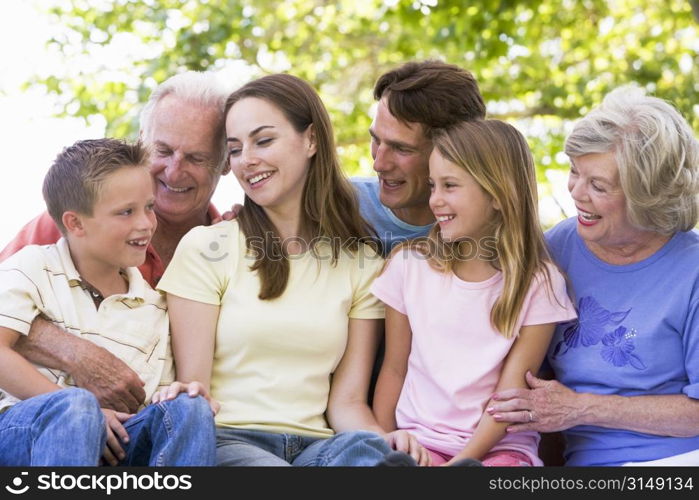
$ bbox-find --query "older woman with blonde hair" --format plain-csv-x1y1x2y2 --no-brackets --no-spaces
489,86,699,466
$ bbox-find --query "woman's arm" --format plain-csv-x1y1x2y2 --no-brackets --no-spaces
0,326,62,399
491,374,699,437
372,305,411,432
165,294,220,390
447,322,556,464
326,317,385,434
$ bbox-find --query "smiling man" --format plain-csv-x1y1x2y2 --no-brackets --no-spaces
352,60,486,254
0,72,231,412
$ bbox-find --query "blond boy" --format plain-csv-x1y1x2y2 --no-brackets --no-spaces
0,139,215,466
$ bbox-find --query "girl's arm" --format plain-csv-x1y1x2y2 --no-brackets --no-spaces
0,326,62,398
370,306,430,465
372,305,412,431
446,322,556,464
326,317,385,434
490,374,699,437
163,294,219,391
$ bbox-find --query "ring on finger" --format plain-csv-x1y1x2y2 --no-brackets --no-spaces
527,410,534,422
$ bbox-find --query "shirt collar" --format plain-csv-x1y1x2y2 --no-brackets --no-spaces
56,237,147,302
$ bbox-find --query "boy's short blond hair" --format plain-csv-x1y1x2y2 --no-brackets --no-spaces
42,138,149,234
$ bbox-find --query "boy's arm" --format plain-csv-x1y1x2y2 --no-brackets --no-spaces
13,316,146,412
0,326,61,398
446,322,556,464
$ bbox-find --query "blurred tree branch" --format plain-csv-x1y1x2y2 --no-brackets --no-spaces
30,0,698,178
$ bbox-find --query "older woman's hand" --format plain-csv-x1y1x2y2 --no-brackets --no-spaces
487,371,583,433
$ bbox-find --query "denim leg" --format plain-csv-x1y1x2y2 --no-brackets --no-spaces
292,431,391,466
216,427,291,466
0,388,105,466
121,393,216,466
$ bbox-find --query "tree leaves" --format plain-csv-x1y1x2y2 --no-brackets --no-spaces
31,0,698,182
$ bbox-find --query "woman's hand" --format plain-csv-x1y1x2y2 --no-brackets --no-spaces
487,371,582,433
100,408,133,466
383,429,431,466
151,381,220,415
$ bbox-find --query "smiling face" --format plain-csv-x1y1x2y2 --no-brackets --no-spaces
370,98,434,225
74,167,157,271
428,149,497,242
567,152,647,251
145,95,223,225
225,97,315,215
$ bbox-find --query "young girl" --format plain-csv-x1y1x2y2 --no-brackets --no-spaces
371,120,577,466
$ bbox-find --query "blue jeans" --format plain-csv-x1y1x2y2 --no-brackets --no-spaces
120,393,216,466
0,388,105,466
216,427,391,466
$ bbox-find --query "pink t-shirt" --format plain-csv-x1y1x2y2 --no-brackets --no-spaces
371,249,577,465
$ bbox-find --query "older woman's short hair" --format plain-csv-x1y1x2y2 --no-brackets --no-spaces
565,86,699,233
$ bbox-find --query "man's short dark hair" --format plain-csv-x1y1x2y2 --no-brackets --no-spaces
374,60,486,137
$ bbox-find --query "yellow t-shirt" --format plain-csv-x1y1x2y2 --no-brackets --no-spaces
158,220,385,438
0,239,173,412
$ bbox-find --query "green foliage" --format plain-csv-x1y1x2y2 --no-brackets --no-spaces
35,0,698,182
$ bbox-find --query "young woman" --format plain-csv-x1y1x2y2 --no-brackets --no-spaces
372,120,576,466
156,74,399,466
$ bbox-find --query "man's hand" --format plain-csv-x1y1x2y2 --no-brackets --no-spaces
71,345,146,413
211,203,243,224
15,316,146,412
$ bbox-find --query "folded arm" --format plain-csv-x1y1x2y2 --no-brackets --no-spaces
14,316,145,412
0,326,62,398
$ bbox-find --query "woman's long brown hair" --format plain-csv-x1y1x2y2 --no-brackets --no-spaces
225,74,376,300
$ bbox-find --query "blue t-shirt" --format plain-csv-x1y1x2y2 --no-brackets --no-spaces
351,177,432,255
546,217,699,466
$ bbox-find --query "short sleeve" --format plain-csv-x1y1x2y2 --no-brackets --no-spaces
681,297,699,399
370,248,408,315
521,263,577,327
157,222,237,305
348,244,385,319
0,247,46,335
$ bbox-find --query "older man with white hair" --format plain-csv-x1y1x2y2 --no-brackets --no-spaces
0,72,231,412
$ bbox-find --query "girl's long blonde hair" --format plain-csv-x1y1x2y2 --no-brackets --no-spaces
418,120,555,338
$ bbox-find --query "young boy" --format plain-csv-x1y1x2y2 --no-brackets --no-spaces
0,138,215,466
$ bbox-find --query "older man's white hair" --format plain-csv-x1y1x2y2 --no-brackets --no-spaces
140,71,233,173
